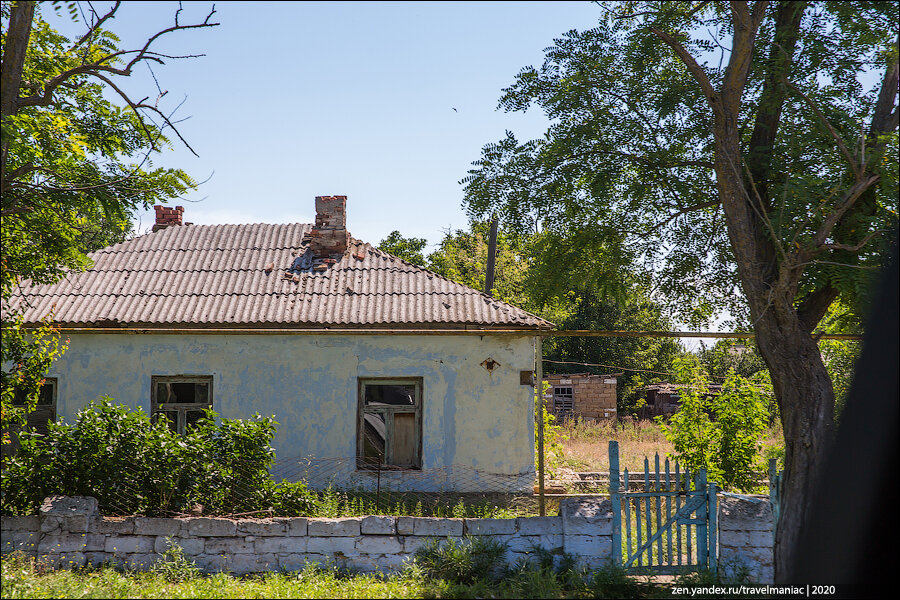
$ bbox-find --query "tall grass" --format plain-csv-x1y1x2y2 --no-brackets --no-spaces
557,417,784,479
1,549,739,599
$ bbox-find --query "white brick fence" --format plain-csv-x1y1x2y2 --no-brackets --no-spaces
1,494,773,580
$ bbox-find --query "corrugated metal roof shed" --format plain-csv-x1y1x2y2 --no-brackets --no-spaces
5,223,553,330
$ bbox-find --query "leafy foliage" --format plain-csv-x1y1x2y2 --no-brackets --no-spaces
0,399,291,516
413,536,509,585
657,357,771,492
1,2,215,457
378,230,428,266
150,538,200,583
0,314,68,440
544,289,682,415
536,403,566,479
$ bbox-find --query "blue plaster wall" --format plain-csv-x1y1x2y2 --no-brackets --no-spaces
45,333,537,491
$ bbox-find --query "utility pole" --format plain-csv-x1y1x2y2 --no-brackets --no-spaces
484,215,499,295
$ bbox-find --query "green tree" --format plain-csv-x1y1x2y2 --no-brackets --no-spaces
544,289,682,415
377,230,428,266
698,340,767,381
1,2,217,438
462,2,897,578
426,221,535,309
658,357,771,492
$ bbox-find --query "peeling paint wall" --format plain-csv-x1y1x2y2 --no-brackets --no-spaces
44,334,537,491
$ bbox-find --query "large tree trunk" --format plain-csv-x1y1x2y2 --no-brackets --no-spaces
754,304,835,582
717,130,836,582
0,0,34,193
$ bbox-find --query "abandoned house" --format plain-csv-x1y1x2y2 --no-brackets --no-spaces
637,381,724,419
543,373,618,422
4,196,554,492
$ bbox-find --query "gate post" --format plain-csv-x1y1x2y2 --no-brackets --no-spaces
708,480,717,575
696,469,708,571
609,440,621,566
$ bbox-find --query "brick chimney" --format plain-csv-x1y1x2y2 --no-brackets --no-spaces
153,205,184,232
308,195,348,257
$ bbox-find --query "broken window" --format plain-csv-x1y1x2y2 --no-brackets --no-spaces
2,378,57,457
358,378,422,469
552,386,574,420
151,375,213,435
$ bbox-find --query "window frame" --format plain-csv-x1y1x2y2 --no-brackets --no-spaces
3,378,58,457
357,377,423,470
13,377,57,429
150,374,213,435
552,385,575,419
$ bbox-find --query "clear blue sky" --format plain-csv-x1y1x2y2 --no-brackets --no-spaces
46,1,605,250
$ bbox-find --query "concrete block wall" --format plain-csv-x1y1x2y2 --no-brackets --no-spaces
717,495,775,584
3,495,779,581
1,496,614,575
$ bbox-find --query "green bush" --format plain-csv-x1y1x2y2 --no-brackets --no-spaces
0,398,281,516
657,358,770,492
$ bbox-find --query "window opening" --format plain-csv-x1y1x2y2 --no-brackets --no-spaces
552,385,575,420
151,375,213,435
3,378,57,457
358,378,421,469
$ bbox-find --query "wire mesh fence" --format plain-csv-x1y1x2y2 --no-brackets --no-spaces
39,454,541,519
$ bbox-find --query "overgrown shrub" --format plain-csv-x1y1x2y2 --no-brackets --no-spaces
536,403,567,479
656,357,770,491
0,398,281,516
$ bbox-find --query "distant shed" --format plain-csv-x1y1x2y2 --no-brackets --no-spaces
543,373,619,421
638,381,723,419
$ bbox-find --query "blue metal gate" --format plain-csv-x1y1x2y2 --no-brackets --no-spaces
609,441,717,575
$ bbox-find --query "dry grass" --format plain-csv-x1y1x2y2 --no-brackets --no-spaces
558,418,673,474
557,417,785,477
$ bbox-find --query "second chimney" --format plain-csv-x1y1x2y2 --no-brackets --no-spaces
153,205,184,232
309,195,348,257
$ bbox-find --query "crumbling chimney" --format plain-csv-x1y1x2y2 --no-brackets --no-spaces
153,205,185,232
308,195,348,257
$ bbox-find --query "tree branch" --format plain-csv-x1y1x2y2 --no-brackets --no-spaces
813,175,880,247
651,200,720,230
14,6,219,112
869,36,899,140
70,1,121,50
721,1,768,116
133,100,199,157
649,27,720,114
784,80,863,179
796,285,839,333
88,74,158,150
819,230,883,253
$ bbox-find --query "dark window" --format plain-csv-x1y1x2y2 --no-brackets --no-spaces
151,375,213,435
2,379,57,457
358,378,422,469
552,386,574,420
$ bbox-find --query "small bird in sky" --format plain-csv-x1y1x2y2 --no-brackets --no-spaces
452,107,457,112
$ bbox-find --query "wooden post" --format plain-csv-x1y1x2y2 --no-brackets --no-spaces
535,335,545,517
696,469,708,569
609,440,622,566
484,214,499,295
708,479,718,575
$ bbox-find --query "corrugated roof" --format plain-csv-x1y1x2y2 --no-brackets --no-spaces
5,223,553,330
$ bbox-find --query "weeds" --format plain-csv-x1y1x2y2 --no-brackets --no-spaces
149,538,200,583
413,536,509,584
